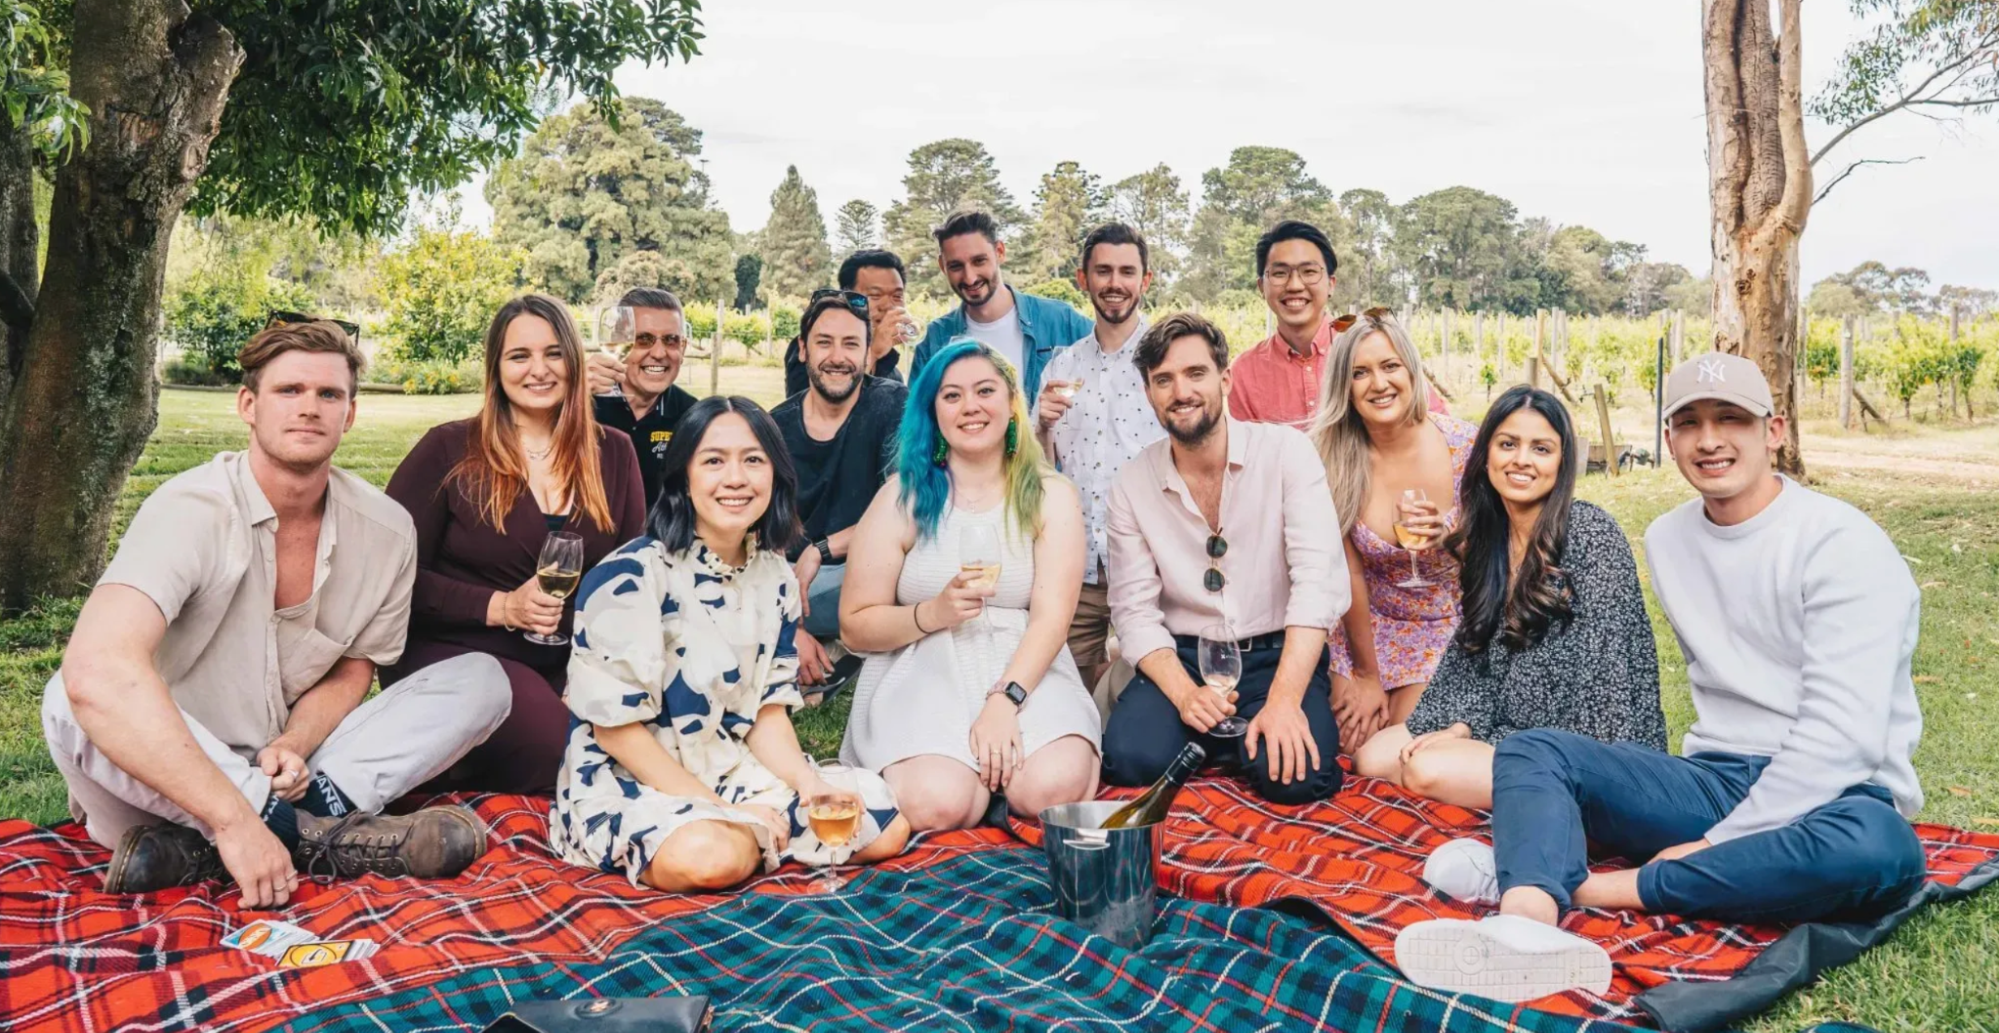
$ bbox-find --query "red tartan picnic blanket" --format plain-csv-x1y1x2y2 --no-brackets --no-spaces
2,775,1993,1032
1010,774,1999,1025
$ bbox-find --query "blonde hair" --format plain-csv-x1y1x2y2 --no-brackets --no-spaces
1307,309,1430,536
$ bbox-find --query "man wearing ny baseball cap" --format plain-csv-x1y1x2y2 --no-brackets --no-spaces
1395,352,1927,1002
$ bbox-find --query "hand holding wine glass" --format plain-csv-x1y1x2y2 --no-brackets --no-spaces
1198,624,1247,737
958,524,1002,630
1393,488,1440,589
592,305,636,397
526,531,584,645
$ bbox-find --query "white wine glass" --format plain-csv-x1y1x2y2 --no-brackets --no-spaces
528,531,584,645
806,760,864,893
1393,488,1435,589
595,305,636,398
958,524,1002,631
1198,623,1246,738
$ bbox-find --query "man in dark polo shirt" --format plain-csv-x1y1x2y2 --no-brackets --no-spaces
586,287,699,510
783,249,910,398
772,290,907,695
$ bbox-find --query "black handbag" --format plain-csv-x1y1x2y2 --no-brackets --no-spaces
481,996,713,1033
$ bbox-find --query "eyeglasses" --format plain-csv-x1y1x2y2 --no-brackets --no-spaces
267,309,361,343
1262,265,1326,287
1204,533,1228,593
809,289,871,320
631,332,688,351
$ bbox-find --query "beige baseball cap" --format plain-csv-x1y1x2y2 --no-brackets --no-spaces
1663,352,1773,419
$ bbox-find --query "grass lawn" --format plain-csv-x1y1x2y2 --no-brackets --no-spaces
3,382,1996,1032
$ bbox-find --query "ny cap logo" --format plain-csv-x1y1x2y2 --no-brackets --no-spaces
1697,357,1727,384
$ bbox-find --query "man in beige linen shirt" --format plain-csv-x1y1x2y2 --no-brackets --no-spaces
42,322,510,907
1101,313,1349,804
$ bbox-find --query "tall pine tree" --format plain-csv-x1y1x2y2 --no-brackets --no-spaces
1021,161,1106,284
883,139,1025,299
835,199,879,253
759,165,834,301
1108,164,1189,284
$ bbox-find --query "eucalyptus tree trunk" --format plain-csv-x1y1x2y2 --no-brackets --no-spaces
0,0,241,613
1703,0,1812,476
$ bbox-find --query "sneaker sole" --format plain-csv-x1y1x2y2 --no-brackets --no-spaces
1396,922,1611,1002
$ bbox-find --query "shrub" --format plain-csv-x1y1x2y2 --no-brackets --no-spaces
377,226,525,364
771,303,801,342
1021,278,1088,310
724,311,769,348
369,354,484,395
164,273,316,381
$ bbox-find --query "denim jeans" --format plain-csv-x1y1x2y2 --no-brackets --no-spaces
1491,729,1926,923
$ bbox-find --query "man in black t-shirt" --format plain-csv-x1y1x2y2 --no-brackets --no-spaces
772,291,908,691
586,287,699,511
783,249,911,397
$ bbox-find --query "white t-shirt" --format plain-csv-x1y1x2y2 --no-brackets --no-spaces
1644,475,1923,843
964,305,1026,375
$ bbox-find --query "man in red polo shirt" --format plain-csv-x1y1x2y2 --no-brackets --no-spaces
1228,221,1339,429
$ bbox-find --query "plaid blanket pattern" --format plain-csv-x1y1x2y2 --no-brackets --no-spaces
280,843,1625,1033
1009,774,1999,1025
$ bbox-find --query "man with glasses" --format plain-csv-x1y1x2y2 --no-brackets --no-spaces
910,210,1092,401
1033,223,1166,700
773,290,908,698
784,250,913,398
1100,313,1347,804
586,287,699,509
1229,221,1339,429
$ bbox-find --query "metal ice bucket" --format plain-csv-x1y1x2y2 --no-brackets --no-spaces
1039,800,1166,950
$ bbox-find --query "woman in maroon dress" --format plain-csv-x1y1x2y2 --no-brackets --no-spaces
385,294,646,793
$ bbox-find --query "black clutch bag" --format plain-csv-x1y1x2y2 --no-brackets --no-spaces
481,996,712,1033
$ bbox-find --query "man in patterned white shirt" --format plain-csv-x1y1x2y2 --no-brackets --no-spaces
1035,223,1166,698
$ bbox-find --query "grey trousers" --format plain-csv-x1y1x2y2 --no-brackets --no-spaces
42,653,512,848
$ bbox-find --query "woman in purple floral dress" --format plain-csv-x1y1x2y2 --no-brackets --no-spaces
1307,310,1477,773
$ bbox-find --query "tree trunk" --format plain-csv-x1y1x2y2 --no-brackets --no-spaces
1703,0,1812,477
0,125,38,415
0,0,241,613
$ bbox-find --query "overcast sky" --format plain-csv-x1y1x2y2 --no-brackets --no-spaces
463,0,1999,290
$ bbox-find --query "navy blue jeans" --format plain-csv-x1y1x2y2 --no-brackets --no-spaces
1491,729,1926,923
1101,639,1342,805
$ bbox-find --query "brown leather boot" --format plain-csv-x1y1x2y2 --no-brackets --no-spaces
292,805,488,881
103,822,228,894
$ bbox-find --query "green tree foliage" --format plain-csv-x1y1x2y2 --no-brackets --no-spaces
1020,277,1087,310
595,249,715,306
882,139,1026,299
163,273,313,384
1107,164,1189,285
487,96,733,305
835,199,879,254
1827,260,1935,314
1020,161,1107,284
1184,147,1342,301
2,0,88,165
733,252,763,311
1532,225,1647,315
1395,186,1532,313
759,165,833,301
1807,280,1869,319
1810,0,1998,203
1623,261,1695,316
376,222,526,364
1337,188,1398,308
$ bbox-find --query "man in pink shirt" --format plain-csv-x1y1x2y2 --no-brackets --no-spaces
1102,313,1349,803
1227,221,1339,430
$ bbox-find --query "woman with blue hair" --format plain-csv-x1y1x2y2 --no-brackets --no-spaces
838,340,1102,831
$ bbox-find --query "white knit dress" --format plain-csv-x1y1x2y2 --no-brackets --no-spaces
841,502,1101,773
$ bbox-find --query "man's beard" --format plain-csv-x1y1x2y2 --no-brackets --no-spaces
954,277,995,306
808,363,861,404
1164,399,1221,446
1092,292,1139,325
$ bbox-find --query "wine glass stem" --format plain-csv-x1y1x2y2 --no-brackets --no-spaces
1411,549,1421,581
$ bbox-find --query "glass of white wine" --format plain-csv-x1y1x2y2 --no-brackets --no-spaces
528,531,584,645
806,760,864,893
595,305,636,398
958,523,1002,631
1394,488,1435,589
1050,377,1083,400
1198,623,1246,738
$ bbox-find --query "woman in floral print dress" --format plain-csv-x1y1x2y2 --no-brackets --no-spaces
552,397,910,891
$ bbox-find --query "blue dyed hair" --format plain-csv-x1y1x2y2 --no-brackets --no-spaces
895,338,1047,542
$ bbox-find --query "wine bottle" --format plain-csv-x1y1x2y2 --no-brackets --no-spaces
1098,743,1205,829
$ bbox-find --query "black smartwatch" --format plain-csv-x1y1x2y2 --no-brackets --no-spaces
991,680,1028,709
813,538,834,564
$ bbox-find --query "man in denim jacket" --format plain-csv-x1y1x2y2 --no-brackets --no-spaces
910,210,1093,401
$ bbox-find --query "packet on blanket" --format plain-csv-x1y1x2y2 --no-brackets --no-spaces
222,920,316,959
276,939,379,968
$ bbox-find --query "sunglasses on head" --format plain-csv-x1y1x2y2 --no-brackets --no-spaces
809,289,870,320
267,309,361,344
1204,533,1227,593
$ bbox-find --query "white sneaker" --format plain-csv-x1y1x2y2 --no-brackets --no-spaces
1395,915,1613,1002
1423,838,1500,905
